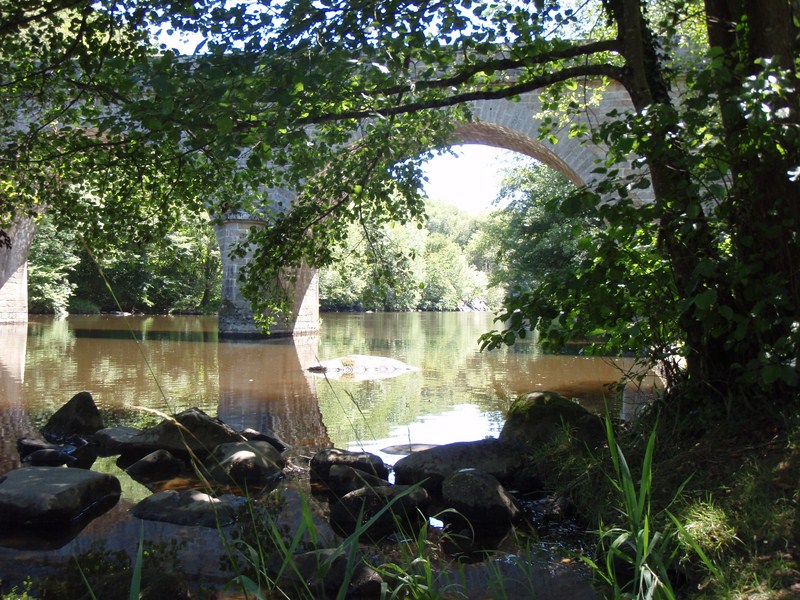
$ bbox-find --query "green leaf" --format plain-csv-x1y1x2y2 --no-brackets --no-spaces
693,289,717,311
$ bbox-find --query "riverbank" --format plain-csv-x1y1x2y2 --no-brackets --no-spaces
535,404,800,599
2,396,800,600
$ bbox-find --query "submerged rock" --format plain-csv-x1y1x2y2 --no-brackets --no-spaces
307,355,420,381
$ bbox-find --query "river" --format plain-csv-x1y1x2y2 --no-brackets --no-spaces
0,312,656,593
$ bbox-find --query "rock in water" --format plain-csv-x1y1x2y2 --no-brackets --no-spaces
123,407,246,459
499,391,605,449
307,355,419,381
0,467,120,526
131,489,246,527
40,391,104,443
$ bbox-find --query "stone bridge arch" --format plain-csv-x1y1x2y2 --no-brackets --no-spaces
2,80,643,334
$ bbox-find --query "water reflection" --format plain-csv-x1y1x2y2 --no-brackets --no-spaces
0,323,30,475
0,313,655,476
0,312,656,585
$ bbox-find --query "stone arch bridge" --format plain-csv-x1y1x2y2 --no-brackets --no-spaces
0,80,642,336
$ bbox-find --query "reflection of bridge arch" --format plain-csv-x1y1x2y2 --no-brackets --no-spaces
2,81,645,334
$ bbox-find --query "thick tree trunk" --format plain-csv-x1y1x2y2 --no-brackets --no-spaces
704,0,800,391
610,0,737,393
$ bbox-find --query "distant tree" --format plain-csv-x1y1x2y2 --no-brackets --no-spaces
419,233,478,310
27,216,79,314
69,215,220,313
489,160,593,292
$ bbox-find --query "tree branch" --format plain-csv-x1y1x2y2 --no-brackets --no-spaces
298,63,626,125
0,0,88,37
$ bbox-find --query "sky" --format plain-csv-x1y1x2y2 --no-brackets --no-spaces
421,145,519,215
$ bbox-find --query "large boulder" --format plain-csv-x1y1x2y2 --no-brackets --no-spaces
0,466,120,525
40,391,104,443
393,439,525,495
329,484,430,538
499,391,605,449
310,448,389,489
441,468,521,528
121,408,246,459
130,489,247,527
204,441,285,488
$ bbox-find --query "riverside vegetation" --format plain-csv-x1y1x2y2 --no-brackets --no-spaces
3,0,799,597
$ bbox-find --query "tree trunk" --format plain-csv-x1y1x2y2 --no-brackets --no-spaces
610,0,738,394
704,0,800,392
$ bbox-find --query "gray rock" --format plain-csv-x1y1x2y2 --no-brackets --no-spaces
40,391,104,443
91,426,143,455
310,448,389,489
205,440,285,487
125,449,186,482
326,464,392,496
126,407,246,458
0,467,120,525
499,391,604,449
393,439,524,495
130,489,246,527
441,468,521,528
329,484,429,538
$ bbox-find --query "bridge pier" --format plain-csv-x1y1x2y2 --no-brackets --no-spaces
214,212,320,338
0,216,35,324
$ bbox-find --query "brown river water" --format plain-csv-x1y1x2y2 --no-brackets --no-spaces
0,312,657,595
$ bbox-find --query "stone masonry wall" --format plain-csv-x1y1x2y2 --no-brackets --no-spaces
0,215,35,323
214,215,320,338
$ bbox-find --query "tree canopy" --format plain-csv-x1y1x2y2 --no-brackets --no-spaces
2,0,798,411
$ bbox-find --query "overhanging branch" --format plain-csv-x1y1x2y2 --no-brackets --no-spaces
299,63,626,125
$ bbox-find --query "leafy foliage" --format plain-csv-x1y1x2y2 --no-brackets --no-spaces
319,199,495,312
28,212,221,314
4,0,799,410
27,215,79,314
486,159,592,294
